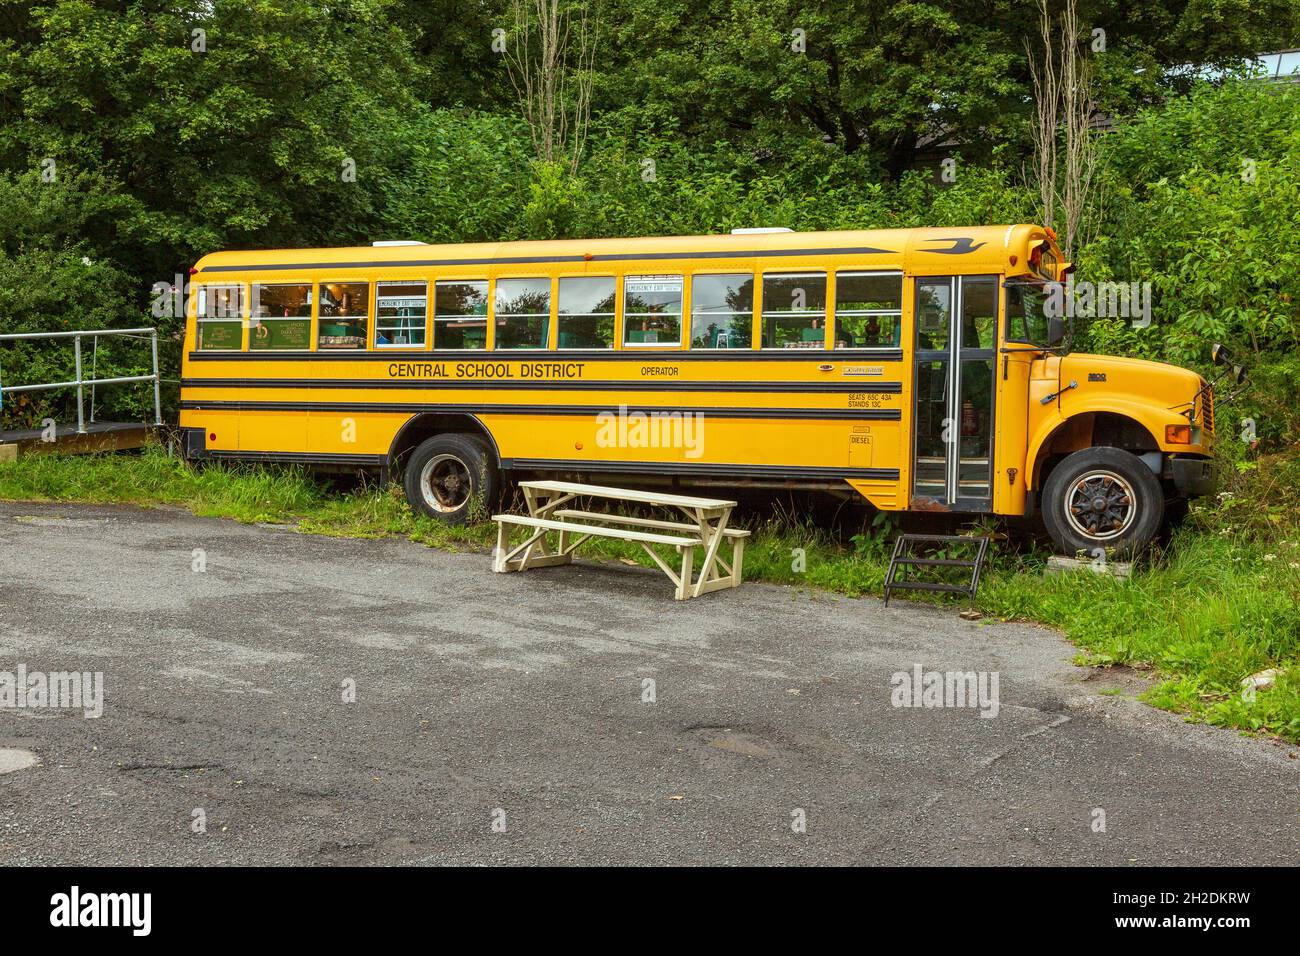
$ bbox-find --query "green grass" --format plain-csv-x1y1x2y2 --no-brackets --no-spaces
2,444,1297,743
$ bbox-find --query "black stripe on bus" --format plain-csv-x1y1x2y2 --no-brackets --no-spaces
501,458,901,481
180,377,903,394
205,450,386,466
198,450,898,483
187,348,906,363
179,400,901,421
196,244,897,273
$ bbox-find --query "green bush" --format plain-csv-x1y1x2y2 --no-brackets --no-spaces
1081,80,1300,447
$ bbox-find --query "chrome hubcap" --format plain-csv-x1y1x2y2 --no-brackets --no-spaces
1064,470,1137,541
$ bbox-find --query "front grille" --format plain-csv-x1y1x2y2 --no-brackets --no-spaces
1197,384,1214,435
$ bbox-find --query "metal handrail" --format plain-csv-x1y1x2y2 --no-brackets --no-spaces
0,327,162,434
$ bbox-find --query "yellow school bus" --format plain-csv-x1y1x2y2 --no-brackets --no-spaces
180,225,1215,555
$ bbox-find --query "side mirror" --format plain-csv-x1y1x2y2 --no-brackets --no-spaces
1047,314,1067,347
1211,343,1232,366
1233,364,1247,385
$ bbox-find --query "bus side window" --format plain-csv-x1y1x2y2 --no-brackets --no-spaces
834,272,902,349
318,282,370,350
690,274,754,349
495,278,551,349
761,273,827,348
623,275,683,346
196,285,244,351
376,282,427,348
434,280,489,349
250,283,313,351
558,277,615,348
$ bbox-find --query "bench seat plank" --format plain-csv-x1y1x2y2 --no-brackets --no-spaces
492,513,697,547
519,480,736,511
551,508,750,538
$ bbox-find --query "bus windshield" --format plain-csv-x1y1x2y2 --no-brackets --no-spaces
1005,280,1054,348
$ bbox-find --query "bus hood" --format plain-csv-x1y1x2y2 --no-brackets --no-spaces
1058,353,1203,397
1057,353,1209,446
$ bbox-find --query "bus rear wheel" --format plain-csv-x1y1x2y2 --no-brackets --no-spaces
1042,447,1162,559
403,433,498,525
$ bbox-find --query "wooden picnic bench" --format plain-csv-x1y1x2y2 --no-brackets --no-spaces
492,480,749,600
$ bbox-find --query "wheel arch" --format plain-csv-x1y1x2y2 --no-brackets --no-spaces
1027,409,1160,490
387,413,501,475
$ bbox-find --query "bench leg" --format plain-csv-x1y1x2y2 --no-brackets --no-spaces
676,546,695,601
690,507,731,598
494,524,574,572
493,521,509,572
498,487,578,572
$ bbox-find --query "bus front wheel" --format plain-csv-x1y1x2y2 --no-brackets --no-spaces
403,433,499,525
1041,447,1163,559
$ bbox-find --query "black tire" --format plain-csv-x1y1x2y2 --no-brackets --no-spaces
402,433,499,525
1041,447,1164,558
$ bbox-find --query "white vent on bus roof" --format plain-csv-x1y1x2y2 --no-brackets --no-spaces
730,227,794,234
371,240,428,246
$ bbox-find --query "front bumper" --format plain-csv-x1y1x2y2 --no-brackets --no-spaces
1168,456,1215,497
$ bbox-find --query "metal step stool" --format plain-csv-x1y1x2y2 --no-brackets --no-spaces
883,534,991,607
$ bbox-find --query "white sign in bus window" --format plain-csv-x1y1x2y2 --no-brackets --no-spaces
626,277,683,295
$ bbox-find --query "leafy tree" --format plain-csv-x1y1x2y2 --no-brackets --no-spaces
591,0,1299,177
391,0,513,110
380,108,532,242
1082,80,1300,445
0,0,430,426
0,0,427,284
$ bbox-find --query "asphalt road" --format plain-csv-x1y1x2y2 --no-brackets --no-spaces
0,501,1296,865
